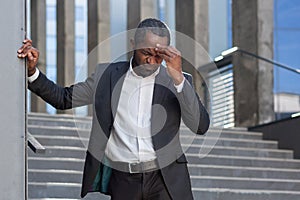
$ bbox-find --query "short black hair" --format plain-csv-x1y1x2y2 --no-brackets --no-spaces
134,18,171,45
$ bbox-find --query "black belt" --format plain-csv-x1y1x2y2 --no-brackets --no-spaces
105,158,159,173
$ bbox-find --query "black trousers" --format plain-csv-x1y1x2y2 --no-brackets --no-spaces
107,169,172,200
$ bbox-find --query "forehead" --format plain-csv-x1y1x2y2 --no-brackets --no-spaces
136,31,168,49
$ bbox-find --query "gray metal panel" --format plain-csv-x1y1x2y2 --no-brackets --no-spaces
209,66,235,128
0,0,26,199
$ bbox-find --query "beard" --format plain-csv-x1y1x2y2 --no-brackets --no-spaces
133,64,160,77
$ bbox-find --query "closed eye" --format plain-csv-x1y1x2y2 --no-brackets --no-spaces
142,50,152,56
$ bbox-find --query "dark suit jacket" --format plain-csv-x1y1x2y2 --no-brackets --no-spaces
28,61,210,200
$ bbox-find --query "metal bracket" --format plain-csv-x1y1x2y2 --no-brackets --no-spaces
27,132,46,154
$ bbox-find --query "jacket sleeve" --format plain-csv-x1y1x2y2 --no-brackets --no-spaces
28,70,95,110
176,74,210,135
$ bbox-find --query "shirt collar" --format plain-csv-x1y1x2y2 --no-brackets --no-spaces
128,57,160,78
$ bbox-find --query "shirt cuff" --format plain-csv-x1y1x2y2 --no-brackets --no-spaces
174,77,185,93
28,68,40,83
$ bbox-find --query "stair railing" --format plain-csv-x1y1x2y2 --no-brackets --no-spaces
27,132,46,154
218,46,300,75
199,47,300,127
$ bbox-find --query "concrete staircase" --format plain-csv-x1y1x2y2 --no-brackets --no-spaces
28,113,300,200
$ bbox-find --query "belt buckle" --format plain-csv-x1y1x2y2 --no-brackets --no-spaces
128,162,140,173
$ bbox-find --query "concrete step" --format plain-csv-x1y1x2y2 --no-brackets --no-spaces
28,146,86,158
28,117,92,129
188,164,300,180
28,153,300,172
28,182,109,199
192,188,300,200
186,154,300,169
181,128,263,140
191,175,300,191
28,144,292,160
29,198,80,200
33,135,89,147
28,112,92,121
32,134,277,150
27,113,300,199
28,164,300,185
28,125,262,141
28,113,260,137
29,113,262,140
28,183,300,200
28,157,84,171
28,182,81,199
29,195,109,200
82,193,110,200
28,125,90,138
28,169,82,183
184,144,293,159
181,136,278,149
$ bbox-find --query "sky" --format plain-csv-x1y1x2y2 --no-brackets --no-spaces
274,0,300,94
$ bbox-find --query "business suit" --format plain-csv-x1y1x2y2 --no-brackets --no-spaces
28,61,210,200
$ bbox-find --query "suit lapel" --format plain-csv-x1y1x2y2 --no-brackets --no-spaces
94,62,129,139
152,66,172,105
151,66,172,150
110,62,130,121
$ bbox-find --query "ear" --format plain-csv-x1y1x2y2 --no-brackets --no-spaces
130,38,135,50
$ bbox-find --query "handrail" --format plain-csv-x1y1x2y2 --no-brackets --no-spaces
28,132,46,154
215,46,300,75
210,47,300,123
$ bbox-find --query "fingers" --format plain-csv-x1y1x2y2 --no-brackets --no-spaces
23,39,32,44
18,46,28,58
27,51,35,61
18,46,33,58
18,45,39,60
155,44,181,62
18,39,32,51
30,48,39,57
17,39,33,57
156,44,180,55
17,41,39,68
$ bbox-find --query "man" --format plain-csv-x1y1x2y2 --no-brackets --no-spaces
18,18,209,200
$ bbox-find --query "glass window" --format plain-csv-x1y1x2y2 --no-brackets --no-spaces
46,35,57,51
46,6,56,21
46,51,56,66
75,36,84,52
75,6,84,21
158,0,166,21
46,65,57,82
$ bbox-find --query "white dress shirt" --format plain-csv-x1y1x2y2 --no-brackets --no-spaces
105,60,159,162
28,68,40,83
